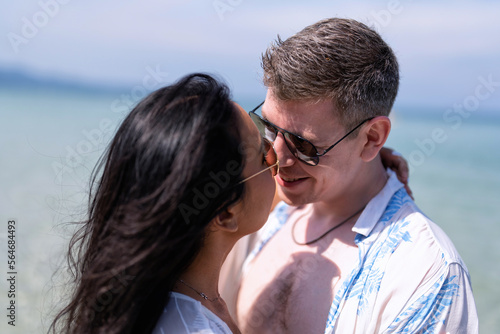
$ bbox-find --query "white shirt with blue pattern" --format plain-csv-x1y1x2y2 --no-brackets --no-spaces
243,169,478,333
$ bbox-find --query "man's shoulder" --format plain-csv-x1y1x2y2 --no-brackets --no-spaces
374,197,466,268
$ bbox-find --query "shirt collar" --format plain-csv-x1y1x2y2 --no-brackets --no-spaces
352,169,405,237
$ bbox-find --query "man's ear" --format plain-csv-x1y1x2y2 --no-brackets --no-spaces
212,209,238,233
360,116,391,162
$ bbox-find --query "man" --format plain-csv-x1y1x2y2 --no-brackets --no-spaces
233,18,478,333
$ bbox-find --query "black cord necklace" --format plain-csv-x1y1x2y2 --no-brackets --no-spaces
291,206,365,246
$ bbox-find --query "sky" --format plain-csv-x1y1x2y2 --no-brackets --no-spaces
1,0,500,111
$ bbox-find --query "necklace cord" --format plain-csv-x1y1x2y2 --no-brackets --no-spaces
292,206,365,246
178,279,220,302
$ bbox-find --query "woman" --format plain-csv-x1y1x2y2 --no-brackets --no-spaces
50,73,408,334
50,73,277,334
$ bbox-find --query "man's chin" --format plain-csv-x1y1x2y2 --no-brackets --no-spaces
277,187,312,207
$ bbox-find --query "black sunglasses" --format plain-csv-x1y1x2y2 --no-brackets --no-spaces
249,101,374,166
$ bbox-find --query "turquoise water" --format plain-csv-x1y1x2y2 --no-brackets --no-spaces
387,110,500,332
0,86,498,333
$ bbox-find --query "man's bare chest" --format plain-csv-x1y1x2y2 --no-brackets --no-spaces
237,222,358,333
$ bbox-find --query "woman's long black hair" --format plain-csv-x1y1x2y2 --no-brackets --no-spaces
49,73,246,333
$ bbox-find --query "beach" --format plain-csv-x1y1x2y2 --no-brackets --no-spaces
0,85,499,333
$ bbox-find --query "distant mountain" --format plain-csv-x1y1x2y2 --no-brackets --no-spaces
0,68,128,95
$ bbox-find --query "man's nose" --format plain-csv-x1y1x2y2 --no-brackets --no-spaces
273,132,297,168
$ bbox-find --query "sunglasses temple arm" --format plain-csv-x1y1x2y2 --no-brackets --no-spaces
238,163,278,184
319,118,372,156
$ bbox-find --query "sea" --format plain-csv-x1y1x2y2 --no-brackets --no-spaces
0,84,499,333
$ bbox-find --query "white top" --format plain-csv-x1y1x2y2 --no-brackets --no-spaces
243,169,479,333
152,292,233,334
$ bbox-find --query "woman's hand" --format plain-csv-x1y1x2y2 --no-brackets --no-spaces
380,147,413,199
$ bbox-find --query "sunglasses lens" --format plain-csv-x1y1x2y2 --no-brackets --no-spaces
250,112,277,141
283,133,318,165
263,138,278,176
249,109,317,166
